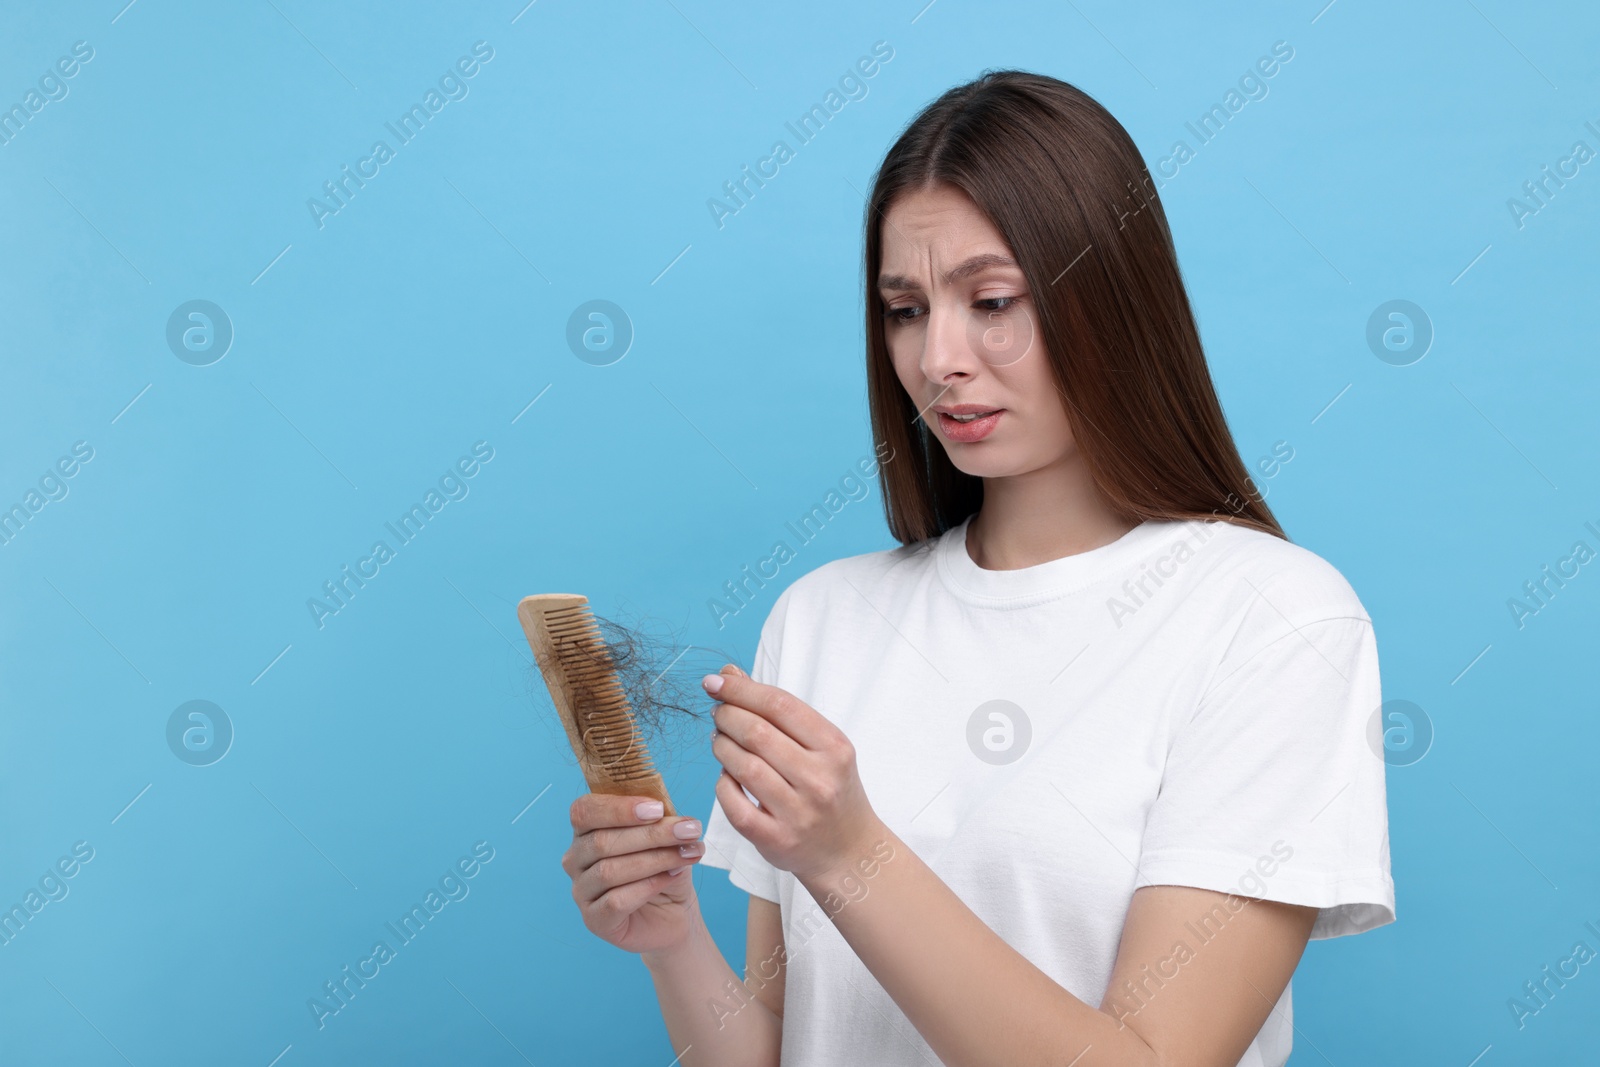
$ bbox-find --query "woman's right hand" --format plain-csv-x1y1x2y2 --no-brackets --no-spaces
562,793,706,955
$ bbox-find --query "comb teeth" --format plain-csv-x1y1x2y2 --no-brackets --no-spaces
545,605,656,779
517,595,674,811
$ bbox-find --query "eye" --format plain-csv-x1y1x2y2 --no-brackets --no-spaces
975,296,1019,313
884,304,924,325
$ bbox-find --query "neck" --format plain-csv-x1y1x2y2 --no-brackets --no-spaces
965,453,1136,571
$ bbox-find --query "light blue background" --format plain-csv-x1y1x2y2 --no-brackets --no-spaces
2,1,1597,1063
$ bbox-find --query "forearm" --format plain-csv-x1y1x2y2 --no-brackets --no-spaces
797,819,1157,1067
641,905,781,1067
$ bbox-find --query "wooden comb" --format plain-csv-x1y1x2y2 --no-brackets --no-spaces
516,594,676,816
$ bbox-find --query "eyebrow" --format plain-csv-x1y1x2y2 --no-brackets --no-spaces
877,253,1020,293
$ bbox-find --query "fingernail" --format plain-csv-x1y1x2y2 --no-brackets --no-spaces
679,842,703,858
668,864,690,876
702,673,724,694
634,800,664,821
673,819,702,840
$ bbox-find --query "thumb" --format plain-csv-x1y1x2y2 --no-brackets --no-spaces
720,663,748,679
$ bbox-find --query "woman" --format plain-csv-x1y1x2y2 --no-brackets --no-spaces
561,70,1393,1067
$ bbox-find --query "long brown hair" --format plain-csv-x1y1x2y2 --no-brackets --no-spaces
864,69,1285,545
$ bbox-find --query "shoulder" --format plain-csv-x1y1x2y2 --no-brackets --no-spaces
1161,519,1374,679
1186,518,1370,624
758,534,940,635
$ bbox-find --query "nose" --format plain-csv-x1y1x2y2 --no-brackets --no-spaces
919,298,982,385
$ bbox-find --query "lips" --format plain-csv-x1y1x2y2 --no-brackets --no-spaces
933,406,1003,442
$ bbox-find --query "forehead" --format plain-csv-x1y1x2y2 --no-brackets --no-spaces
879,183,1014,275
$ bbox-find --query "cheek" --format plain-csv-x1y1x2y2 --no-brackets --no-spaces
1005,347,1076,450
1044,400,1077,451
886,334,921,389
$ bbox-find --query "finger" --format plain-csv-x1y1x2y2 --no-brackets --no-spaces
711,728,796,817
714,699,807,785
569,792,670,835
569,814,703,874
586,866,693,928
715,766,780,846
703,668,832,750
573,841,705,906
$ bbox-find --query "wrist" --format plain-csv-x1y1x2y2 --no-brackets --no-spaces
639,901,710,974
796,813,899,902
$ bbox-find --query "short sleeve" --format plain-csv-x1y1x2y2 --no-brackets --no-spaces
698,623,784,903
1135,615,1396,940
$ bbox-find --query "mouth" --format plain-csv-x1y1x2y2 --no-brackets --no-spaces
932,405,1004,442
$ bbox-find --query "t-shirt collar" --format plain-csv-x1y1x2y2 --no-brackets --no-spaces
934,513,1181,605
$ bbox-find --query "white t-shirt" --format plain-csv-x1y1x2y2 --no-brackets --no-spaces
700,513,1395,1067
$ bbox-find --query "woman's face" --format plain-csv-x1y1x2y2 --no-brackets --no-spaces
878,182,1078,480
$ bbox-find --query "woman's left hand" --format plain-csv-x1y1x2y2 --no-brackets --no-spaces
705,664,881,882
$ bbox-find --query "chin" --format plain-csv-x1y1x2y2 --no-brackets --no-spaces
941,436,1075,479
942,446,1025,479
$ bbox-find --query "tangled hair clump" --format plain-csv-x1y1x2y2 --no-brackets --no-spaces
523,605,736,779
